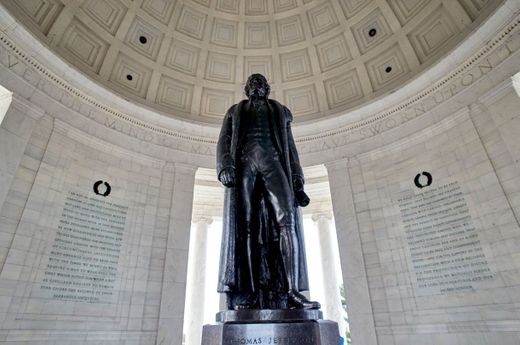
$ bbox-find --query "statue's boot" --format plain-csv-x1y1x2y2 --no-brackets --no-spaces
287,290,321,310
234,293,258,310
279,224,321,310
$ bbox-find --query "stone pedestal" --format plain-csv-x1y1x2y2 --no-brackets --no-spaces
201,310,340,345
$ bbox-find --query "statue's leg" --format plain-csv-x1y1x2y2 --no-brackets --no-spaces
260,160,320,309
278,223,298,291
235,157,259,309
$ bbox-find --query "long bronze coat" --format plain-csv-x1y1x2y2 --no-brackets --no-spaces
216,99,310,294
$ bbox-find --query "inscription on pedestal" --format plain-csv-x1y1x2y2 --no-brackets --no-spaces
39,191,128,303
202,320,339,345
398,182,493,294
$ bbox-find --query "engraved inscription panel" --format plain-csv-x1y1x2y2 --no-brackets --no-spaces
398,182,494,294
39,191,128,303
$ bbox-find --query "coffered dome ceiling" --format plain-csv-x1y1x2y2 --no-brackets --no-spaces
1,0,501,124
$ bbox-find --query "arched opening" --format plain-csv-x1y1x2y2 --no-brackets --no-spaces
184,166,351,344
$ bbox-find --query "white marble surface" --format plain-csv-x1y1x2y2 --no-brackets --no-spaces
0,3,518,345
0,96,43,213
327,99,520,345
326,158,379,345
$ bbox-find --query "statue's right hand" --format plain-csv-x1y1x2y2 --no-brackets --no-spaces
219,168,236,187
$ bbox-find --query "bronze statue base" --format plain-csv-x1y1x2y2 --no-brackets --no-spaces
202,310,340,345
216,309,322,323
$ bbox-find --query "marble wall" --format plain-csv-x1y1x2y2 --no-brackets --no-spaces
0,112,196,344
0,1,518,344
327,86,520,345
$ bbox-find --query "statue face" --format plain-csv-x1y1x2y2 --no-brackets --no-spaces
245,74,270,99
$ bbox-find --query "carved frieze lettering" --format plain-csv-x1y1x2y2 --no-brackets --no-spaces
0,18,518,157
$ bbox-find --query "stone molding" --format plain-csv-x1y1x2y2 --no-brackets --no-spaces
0,5,518,164
354,107,470,163
10,94,44,120
296,2,520,134
0,0,503,123
53,118,166,169
478,78,516,106
173,162,199,175
297,13,520,149
324,158,349,171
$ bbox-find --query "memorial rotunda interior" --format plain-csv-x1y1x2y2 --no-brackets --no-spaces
0,0,519,344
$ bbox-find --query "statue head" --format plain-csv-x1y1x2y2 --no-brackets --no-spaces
244,74,270,100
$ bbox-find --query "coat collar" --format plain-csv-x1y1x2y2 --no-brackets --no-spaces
234,99,287,121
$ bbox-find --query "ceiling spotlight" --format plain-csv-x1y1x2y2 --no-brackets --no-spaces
126,74,133,81
368,28,377,37
139,36,147,44
385,66,392,73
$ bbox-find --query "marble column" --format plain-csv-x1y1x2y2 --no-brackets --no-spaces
184,216,213,345
471,92,520,226
156,163,197,345
0,95,44,210
325,158,378,345
312,212,346,334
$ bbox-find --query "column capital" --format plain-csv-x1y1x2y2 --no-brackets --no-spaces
311,212,333,222
324,158,349,171
173,162,198,175
192,215,213,225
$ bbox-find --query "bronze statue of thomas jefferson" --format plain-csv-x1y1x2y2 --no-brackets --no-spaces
216,74,320,310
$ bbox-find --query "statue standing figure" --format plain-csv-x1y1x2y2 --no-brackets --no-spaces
216,74,320,310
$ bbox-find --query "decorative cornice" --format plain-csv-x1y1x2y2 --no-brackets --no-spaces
10,94,44,120
0,33,215,144
53,118,165,168
477,78,515,106
0,9,518,156
354,107,470,163
297,15,520,144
